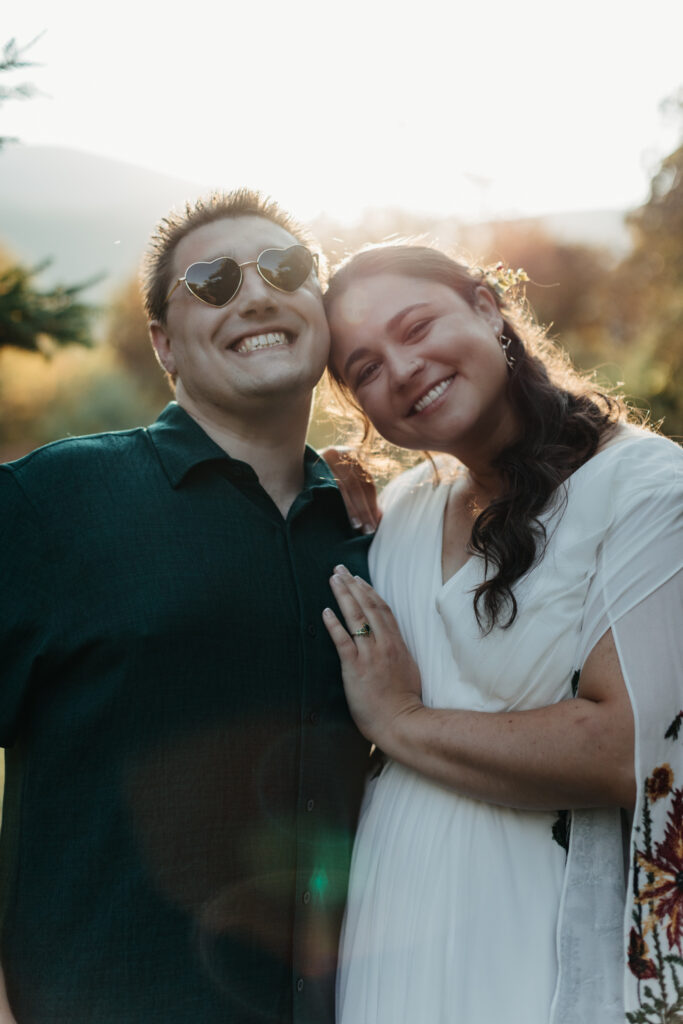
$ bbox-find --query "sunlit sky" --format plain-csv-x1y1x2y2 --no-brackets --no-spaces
4,0,683,225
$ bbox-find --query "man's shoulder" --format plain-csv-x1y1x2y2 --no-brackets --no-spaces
1,426,154,498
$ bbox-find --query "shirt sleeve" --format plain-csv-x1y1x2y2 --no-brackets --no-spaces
0,465,51,746
553,435,683,1022
575,434,683,667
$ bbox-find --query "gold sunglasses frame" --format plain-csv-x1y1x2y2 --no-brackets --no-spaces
165,246,319,308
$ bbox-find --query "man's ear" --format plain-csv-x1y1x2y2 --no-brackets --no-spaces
149,321,177,377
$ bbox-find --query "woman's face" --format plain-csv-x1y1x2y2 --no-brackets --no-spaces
327,272,520,458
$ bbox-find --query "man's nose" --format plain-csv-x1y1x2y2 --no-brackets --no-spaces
234,264,279,315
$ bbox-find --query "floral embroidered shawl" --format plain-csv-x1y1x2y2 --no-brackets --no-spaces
550,430,683,1023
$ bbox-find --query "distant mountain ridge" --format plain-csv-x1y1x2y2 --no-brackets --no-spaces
0,145,632,303
0,145,209,301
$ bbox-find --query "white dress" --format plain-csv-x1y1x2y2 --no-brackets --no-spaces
337,428,683,1024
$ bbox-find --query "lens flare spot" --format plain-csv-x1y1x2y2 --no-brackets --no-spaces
309,866,329,905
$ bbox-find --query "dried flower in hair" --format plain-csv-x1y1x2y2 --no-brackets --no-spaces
479,262,529,299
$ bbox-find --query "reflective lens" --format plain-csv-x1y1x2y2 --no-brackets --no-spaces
257,246,315,292
181,245,316,307
185,257,242,306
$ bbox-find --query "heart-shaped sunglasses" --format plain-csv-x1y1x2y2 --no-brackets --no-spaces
165,245,319,309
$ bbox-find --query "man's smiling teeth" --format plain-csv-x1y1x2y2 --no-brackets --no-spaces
412,376,454,414
234,331,290,354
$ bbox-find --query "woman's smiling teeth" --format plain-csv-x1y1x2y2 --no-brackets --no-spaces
411,375,455,414
234,331,290,354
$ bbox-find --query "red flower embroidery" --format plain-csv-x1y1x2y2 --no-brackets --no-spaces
637,788,683,952
628,927,658,980
646,764,675,802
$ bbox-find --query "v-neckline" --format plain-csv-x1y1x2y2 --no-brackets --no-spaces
435,429,637,595
438,470,476,591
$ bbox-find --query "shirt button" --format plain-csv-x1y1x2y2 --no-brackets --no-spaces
296,978,304,993
306,799,315,812
302,891,311,905
307,623,317,637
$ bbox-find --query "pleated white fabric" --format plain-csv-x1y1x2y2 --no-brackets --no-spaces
337,427,683,1024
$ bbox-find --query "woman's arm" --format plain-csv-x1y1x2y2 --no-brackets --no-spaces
0,967,17,1024
320,447,381,533
323,567,635,811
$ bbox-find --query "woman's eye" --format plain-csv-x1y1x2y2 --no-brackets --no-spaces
405,319,431,341
356,362,380,386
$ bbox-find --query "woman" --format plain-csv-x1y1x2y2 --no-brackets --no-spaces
320,245,683,1023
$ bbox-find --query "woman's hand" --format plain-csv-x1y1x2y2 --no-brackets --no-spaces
324,569,635,810
321,447,381,534
323,566,423,745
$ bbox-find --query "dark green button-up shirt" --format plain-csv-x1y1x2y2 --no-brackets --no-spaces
0,402,371,1024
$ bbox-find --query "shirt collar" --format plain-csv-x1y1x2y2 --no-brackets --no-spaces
147,402,340,495
147,403,233,487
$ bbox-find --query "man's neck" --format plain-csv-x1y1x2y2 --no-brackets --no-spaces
176,393,312,518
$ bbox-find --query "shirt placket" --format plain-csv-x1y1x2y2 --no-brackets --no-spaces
285,496,329,1023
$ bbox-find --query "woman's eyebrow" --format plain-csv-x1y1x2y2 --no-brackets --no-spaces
386,302,429,334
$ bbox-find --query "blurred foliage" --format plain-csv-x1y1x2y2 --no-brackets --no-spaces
459,221,617,365
0,344,158,461
0,36,40,151
0,257,97,351
104,276,172,408
481,96,683,438
601,134,683,433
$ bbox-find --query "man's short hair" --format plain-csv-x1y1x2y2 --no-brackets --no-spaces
141,188,316,324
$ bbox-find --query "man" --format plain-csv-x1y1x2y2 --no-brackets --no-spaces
0,190,370,1023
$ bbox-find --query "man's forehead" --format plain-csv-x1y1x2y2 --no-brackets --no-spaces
174,215,298,268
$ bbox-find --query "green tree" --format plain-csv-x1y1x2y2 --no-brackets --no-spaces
0,36,38,150
0,36,96,352
0,260,94,350
599,94,683,436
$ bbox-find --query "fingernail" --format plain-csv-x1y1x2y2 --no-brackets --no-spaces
349,517,362,530
362,523,375,534
334,564,351,575
322,607,334,618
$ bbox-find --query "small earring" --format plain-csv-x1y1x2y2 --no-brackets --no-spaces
500,333,515,370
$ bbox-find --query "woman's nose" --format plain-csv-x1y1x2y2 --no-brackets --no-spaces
388,352,425,387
